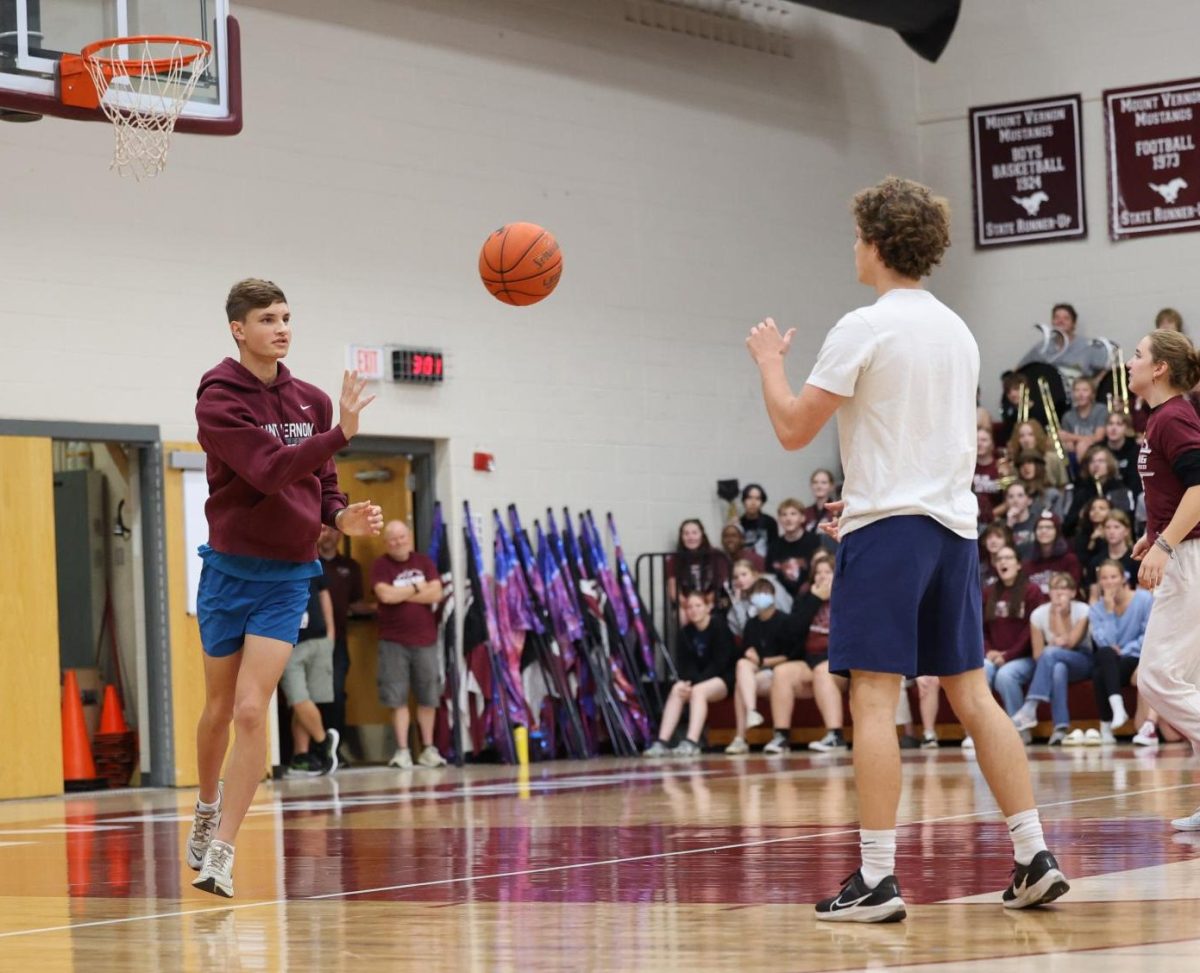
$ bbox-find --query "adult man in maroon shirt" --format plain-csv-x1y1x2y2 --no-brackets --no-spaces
371,520,445,768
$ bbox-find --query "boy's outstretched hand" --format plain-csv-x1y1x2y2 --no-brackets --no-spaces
338,370,376,439
337,500,384,537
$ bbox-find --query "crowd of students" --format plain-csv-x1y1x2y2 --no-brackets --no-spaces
645,306,1196,757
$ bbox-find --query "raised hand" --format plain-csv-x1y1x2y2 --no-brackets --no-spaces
337,500,383,537
746,317,797,367
338,370,376,440
818,500,846,542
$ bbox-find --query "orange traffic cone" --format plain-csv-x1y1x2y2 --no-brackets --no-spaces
62,670,102,791
98,684,129,734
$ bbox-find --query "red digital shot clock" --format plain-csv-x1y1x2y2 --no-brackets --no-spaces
391,348,445,384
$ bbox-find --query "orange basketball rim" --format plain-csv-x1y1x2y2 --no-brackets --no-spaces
60,35,213,110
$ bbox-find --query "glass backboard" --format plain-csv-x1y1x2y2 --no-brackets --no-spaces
0,0,240,132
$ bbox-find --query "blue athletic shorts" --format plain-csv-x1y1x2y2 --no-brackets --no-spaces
197,563,311,658
828,515,983,678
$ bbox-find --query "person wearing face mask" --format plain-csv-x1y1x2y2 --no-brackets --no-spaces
643,591,738,757
725,559,792,638
1011,574,1093,746
768,555,849,753
766,498,822,599
724,579,803,755
739,483,779,558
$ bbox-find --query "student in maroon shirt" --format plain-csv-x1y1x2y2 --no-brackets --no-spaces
372,520,445,769
981,548,1045,721
317,525,367,755
974,427,1004,525
188,279,381,899
1126,330,1200,831
1021,510,1081,595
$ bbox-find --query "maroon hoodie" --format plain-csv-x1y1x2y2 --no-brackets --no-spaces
196,358,348,563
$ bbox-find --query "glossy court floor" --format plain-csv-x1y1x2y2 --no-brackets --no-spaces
1,744,1198,972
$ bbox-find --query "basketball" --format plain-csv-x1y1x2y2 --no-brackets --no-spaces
478,222,563,306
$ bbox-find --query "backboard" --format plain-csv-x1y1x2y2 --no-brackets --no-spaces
0,0,240,133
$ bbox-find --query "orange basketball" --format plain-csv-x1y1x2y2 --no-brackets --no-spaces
478,222,563,306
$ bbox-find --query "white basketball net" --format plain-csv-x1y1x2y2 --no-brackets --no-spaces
83,39,211,179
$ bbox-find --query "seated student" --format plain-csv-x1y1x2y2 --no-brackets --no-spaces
1084,509,1137,598
802,468,840,552
739,483,778,558
665,519,730,618
1011,574,1093,745
1072,495,1112,564
1007,418,1068,489
768,555,849,753
915,676,944,749
979,523,1015,591
1059,375,1108,467
725,559,792,638
1101,411,1142,495
971,546,1045,749
643,591,738,757
719,522,764,574
766,498,821,600
279,574,340,777
725,578,802,755
996,371,1031,447
974,426,1005,525
1014,451,1064,521
1021,510,1081,595
1063,445,1134,536
1002,480,1039,550
1088,561,1153,743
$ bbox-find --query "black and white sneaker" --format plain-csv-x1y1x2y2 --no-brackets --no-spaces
1002,850,1070,909
809,730,848,752
815,870,907,923
316,727,340,775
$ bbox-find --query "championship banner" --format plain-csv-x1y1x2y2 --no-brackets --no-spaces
1104,76,1200,241
969,94,1086,248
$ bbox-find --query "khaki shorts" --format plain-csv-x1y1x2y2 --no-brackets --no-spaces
378,640,441,708
280,636,334,706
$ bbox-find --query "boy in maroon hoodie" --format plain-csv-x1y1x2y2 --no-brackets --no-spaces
187,279,382,898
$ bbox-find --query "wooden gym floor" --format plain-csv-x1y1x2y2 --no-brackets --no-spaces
1,745,1198,971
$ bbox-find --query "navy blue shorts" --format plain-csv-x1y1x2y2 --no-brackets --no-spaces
829,516,983,678
197,563,311,658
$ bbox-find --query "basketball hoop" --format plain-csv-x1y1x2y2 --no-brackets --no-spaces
60,36,212,179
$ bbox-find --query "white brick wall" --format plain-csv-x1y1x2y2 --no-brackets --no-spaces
0,0,918,555
915,0,1200,412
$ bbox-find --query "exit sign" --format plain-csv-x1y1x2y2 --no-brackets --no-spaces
347,345,385,380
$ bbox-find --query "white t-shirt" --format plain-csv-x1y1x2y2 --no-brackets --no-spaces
1029,600,1091,647
806,288,980,540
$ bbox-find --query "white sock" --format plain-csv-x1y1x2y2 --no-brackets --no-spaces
1006,808,1048,865
1108,694,1129,727
860,829,897,887
197,794,220,812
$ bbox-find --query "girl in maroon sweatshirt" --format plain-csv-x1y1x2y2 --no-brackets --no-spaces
982,547,1045,719
187,279,382,898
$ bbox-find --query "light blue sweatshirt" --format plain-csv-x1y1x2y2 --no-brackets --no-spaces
1088,589,1154,658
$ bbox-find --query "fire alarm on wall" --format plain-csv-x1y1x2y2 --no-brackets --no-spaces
473,452,495,472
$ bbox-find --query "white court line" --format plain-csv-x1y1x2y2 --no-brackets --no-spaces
1,777,1196,940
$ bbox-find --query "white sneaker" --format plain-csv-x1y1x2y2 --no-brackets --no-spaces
1132,722,1160,748
643,740,671,757
1059,728,1085,747
185,782,222,871
961,735,975,750
746,710,765,730
1171,807,1200,831
724,736,749,755
193,839,235,898
1083,728,1102,746
920,732,939,750
1012,707,1039,732
763,733,790,755
809,730,848,752
388,748,414,769
418,745,447,768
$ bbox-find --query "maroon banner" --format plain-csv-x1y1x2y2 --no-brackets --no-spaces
969,95,1086,249
1104,77,1200,241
